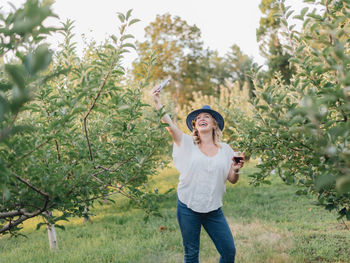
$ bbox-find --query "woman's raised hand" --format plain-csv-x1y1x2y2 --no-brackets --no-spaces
151,85,162,110
150,83,182,146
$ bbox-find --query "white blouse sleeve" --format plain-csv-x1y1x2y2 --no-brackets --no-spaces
172,133,194,174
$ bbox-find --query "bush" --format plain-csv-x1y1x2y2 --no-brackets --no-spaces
0,1,170,236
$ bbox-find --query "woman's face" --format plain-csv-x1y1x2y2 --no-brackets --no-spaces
194,112,216,133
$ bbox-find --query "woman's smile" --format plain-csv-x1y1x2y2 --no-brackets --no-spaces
195,113,214,131
198,121,208,127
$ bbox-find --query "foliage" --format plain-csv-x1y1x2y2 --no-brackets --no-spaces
257,0,282,51
0,0,58,232
233,0,350,220
257,0,296,83
0,2,170,236
132,13,208,105
132,14,256,105
176,0,350,221
224,44,258,97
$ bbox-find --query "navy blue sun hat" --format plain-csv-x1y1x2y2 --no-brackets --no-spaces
186,105,224,132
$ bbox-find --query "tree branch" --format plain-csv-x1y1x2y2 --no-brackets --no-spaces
0,210,23,218
10,170,50,199
54,139,61,161
89,155,135,179
42,101,62,162
288,134,313,151
0,199,52,234
0,215,30,234
84,72,111,161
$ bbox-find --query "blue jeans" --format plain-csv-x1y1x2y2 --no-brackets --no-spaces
176,198,236,263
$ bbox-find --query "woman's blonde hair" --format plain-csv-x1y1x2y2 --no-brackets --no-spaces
191,116,222,147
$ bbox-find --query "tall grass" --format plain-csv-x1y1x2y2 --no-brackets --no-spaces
0,162,349,263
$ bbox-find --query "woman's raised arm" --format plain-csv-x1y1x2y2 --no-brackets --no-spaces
151,85,182,146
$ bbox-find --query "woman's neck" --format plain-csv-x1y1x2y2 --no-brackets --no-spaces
198,131,214,146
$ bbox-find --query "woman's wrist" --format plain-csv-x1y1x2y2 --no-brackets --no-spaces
155,103,163,111
228,167,240,184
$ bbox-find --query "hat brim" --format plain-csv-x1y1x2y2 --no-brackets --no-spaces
186,108,224,132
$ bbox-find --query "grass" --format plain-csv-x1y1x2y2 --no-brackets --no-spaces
0,162,349,263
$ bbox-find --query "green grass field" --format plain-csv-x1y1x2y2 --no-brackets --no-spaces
0,162,349,263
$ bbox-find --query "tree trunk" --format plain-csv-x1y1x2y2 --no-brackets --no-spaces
83,207,91,223
44,211,58,250
47,223,58,250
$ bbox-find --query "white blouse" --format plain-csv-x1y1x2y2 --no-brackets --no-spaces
172,133,237,213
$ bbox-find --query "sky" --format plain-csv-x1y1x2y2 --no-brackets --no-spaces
4,0,308,68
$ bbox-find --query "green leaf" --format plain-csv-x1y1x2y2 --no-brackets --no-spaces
36,222,46,230
336,176,350,193
293,15,304,21
119,24,126,34
25,44,52,75
307,13,323,21
128,19,140,26
301,7,309,18
315,174,335,191
117,12,125,22
0,82,12,91
120,34,135,41
55,224,66,231
113,69,125,75
295,189,307,196
111,35,118,43
286,10,294,19
0,186,11,202
122,43,136,49
4,64,25,90
126,9,133,20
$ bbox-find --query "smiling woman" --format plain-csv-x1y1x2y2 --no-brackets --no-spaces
151,84,245,262
188,106,224,147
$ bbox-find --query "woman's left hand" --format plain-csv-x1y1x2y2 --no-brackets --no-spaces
232,153,245,171
231,158,244,173
227,155,245,184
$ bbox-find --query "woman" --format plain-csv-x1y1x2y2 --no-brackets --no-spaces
151,86,244,263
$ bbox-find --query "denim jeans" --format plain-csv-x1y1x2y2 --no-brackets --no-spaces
176,198,236,263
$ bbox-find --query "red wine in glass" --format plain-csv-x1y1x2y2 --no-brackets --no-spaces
233,156,244,164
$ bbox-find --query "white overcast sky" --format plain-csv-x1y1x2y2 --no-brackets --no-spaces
4,0,309,68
